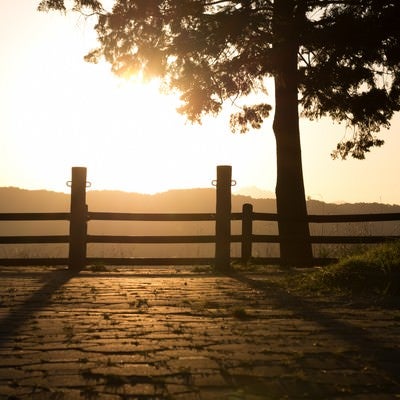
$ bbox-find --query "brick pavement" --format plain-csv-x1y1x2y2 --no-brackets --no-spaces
0,266,399,399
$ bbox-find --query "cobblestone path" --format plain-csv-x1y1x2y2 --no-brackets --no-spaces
0,266,399,399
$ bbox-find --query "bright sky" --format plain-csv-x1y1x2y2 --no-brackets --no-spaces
1,1,399,205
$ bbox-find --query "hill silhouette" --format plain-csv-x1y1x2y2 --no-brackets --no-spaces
1,187,399,259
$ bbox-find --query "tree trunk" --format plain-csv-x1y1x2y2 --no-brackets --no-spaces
273,0,313,266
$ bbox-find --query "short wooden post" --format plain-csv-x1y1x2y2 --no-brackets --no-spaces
241,203,253,264
68,167,88,270
215,165,232,271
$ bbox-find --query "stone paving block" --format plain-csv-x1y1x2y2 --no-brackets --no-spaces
0,386,33,400
331,394,400,400
168,356,220,371
191,372,228,387
1,267,400,399
0,367,30,380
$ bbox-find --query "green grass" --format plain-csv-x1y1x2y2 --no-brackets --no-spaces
297,241,400,297
87,264,108,272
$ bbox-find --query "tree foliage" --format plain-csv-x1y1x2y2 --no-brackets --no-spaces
39,0,400,159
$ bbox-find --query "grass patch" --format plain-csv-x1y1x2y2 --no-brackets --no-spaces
231,262,276,274
297,241,400,297
192,265,213,273
87,264,108,272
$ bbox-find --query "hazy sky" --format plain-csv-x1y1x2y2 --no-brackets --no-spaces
1,1,399,205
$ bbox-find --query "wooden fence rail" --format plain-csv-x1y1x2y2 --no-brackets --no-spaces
1,166,400,269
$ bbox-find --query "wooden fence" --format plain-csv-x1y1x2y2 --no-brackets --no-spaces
1,166,400,270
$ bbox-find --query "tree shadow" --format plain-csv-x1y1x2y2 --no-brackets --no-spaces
0,268,78,348
225,269,400,385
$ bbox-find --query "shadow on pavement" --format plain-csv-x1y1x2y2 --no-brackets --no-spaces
226,269,400,386
0,269,78,348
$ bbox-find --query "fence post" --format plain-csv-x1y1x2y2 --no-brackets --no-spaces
215,165,232,271
242,203,253,264
68,167,88,270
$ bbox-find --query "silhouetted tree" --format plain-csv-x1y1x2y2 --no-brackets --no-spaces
39,0,400,265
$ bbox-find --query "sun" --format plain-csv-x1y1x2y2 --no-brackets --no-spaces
64,71,220,194
75,75,184,192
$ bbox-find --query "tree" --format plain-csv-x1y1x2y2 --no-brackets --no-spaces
39,0,400,265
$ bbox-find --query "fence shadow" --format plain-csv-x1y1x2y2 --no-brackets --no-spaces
225,269,400,385
0,268,78,348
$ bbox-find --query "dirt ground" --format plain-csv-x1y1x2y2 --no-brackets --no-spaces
0,265,399,399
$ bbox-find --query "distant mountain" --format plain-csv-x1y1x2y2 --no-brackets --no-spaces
2,186,400,216
0,187,275,213
0,187,70,212
234,186,275,199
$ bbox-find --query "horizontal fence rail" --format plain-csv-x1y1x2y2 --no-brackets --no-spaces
88,212,216,221
308,213,400,223
251,235,400,244
0,236,69,244
87,234,216,244
85,257,216,266
0,166,400,269
0,212,70,221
